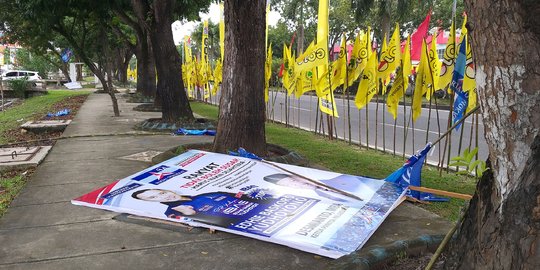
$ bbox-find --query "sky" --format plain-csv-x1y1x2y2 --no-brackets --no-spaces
172,3,281,45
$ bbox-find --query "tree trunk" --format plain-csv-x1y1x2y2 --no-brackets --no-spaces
60,63,70,83
102,28,120,117
136,27,157,98
212,0,267,156
76,63,83,81
444,1,540,269
143,0,192,122
115,47,132,84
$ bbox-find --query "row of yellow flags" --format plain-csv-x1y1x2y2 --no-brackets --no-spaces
279,17,476,122
176,0,476,123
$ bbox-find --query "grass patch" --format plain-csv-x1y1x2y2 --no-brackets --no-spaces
189,101,477,221
0,170,32,217
0,90,90,144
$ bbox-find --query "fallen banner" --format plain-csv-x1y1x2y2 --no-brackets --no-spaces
72,150,407,258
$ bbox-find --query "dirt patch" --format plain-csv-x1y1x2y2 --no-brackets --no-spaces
137,117,217,132
382,253,444,270
2,94,88,148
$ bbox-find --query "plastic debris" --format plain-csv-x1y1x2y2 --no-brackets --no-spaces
47,109,70,117
228,147,263,161
174,128,216,136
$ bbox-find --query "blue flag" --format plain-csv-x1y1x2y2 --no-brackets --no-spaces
385,144,449,202
450,37,468,130
61,48,73,63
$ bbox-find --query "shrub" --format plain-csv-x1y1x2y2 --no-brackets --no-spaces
8,78,30,98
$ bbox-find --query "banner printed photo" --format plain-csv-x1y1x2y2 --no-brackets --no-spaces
72,150,406,258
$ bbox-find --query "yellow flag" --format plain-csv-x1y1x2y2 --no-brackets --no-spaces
378,24,401,86
213,61,222,94
412,40,428,121
319,92,339,117
463,36,476,112
347,27,371,86
376,35,388,82
219,3,225,61
315,0,331,102
330,35,347,90
264,44,273,102
265,1,270,50
347,31,362,86
425,31,441,100
295,41,328,73
438,21,456,89
283,44,297,95
295,69,315,98
403,36,411,91
202,20,209,63
386,36,411,119
355,51,378,109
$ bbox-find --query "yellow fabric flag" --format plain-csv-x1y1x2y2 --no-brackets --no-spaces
438,21,456,89
213,61,222,94
376,35,388,82
347,31,362,86
283,44,297,95
318,92,339,117
315,0,332,103
425,31,441,100
355,51,378,109
463,39,476,112
202,20,209,63
295,41,328,74
378,24,401,87
264,44,273,102
347,27,371,86
403,36,412,91
295,69,315,98
219,3,225,62
412,40,428,121
330,35,347,90
386,36,411,119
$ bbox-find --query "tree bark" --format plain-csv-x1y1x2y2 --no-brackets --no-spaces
132,0,192,122
444,1,540,269
113,6,156,97
136,35,157,98
212,0,267,156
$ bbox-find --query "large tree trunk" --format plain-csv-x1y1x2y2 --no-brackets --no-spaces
212,0,267,156
135,34,157,98
115,47,132,84
133,0,192,122
444,1,540,269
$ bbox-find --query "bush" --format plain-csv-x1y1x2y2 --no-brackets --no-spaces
8,78,30,98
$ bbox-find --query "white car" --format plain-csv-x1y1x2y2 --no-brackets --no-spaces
1,70,42,81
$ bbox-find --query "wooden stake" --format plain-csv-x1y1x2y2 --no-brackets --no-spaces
408,186,472,200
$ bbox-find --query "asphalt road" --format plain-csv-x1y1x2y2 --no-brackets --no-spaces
206,89,488,167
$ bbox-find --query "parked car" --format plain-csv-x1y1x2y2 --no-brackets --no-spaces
1,70,42,81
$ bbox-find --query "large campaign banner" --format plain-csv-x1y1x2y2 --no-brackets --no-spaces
72,150,406,258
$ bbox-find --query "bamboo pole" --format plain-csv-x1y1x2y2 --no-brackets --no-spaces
375,90,379,150
408,186,472,200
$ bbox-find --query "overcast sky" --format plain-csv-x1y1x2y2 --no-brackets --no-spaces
172,3,281,45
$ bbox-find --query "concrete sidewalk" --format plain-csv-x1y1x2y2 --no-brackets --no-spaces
0,92,452,269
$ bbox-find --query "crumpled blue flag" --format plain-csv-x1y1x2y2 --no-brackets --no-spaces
385,143,449,202
450,35,469,131
174,128,216,136
228,147,263,161
46,109,70,117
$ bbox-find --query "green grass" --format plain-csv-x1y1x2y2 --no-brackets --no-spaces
0,172,30,217
0,90,90,217
0,90,91,144
190,101,477,221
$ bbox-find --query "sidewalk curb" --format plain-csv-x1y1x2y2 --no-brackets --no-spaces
328,234,444,270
